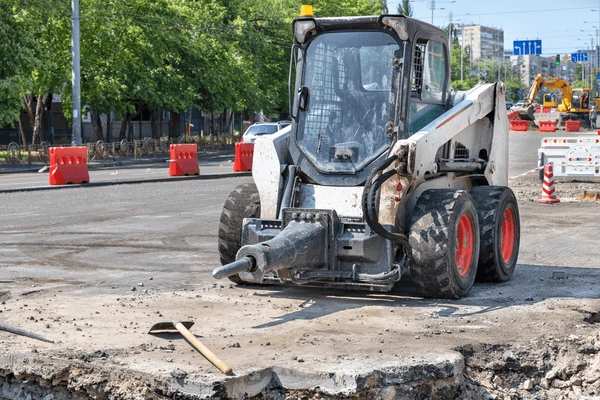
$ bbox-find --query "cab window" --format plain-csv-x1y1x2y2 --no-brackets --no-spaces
408,38,447,136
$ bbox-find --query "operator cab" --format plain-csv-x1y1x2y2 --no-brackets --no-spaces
289,14,451,186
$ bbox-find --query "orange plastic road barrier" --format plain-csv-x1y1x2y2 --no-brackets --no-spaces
509,120,528,131
49,146,90,185
168,144,199,176
535,104,541,113
542,106,551,114
538,120,556,133
507,111,519,120
565,120,581,132
233,142,254,172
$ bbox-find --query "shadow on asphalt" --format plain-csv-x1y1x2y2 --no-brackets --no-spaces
244,263,600,329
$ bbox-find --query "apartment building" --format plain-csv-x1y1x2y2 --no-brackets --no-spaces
509,54,576,88
455,25,504,62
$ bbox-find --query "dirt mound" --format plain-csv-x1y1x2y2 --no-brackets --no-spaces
457,329,600,399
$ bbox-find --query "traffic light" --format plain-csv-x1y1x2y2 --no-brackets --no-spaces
556,54,561,66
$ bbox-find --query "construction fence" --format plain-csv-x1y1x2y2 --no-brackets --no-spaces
0,135,236,166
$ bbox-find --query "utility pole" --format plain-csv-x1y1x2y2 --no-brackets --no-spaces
470,33,473,70
591,38,595,89
71,0,82,145
448,12,453,44
430,0,435,24
460,26,464,81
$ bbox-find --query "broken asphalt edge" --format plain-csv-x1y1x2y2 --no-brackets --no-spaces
0,351,464,399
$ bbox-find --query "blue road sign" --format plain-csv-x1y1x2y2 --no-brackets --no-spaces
571,53,589,63
517,89,523,95
550,92,556,99
596,73,600,80
513,40,542,55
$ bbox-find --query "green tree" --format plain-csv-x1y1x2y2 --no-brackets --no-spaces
0,2,35,132
397,0,412,16
0,0,68,145
313,0,386,17
21,0,70,145
2,0,406,143
449,41,478,90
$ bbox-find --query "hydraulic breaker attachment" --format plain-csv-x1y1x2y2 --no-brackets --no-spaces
212,209,334,283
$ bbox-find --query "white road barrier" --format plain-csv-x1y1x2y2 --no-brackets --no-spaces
538,136,600,177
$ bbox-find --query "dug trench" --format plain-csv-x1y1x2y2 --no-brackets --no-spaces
1,177,600,400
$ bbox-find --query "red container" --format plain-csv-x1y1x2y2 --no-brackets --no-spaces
565,120,580,132
233,142,254,172
509,120,528,132
49,146,90,185
169,144,199,176
507,111,519,120
538,120,556,133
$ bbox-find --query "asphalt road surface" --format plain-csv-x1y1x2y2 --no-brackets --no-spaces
0,154,242,192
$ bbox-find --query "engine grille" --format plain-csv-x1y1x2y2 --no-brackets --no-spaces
454,142,469,159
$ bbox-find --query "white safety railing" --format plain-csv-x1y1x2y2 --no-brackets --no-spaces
538,136,600,177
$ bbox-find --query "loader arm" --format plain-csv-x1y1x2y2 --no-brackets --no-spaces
378,81,508,226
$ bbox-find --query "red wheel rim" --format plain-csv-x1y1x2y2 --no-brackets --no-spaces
456,214,474,276
500,207,516,263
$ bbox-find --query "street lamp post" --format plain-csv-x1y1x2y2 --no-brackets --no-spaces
448,12,453,44
460,25,464,80
71,0,81,145
578,36,594,88
592,38,595,89
427,0,455,25
585,12,600,94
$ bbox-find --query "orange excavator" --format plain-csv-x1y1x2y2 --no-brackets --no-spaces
517,73,594,122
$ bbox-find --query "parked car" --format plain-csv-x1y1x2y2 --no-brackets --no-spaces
506,101,514,111
276,120,292,130
510,100,526,112
242,121,290,143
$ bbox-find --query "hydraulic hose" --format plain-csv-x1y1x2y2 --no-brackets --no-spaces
362,155,410,247
278,165,298,218
355,266,400,285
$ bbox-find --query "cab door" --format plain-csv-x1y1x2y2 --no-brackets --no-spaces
407,35,449,137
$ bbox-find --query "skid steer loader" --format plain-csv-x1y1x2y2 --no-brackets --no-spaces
213,11,520,298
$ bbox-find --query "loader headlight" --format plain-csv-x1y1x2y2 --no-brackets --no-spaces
381,16,408,41
293,19,316,44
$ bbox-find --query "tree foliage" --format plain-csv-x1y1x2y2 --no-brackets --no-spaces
397,0,412,16
6,0,522,141
0,1,39,127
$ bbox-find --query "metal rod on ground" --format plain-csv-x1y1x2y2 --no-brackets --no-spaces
0,323,55,343
148,320,233,375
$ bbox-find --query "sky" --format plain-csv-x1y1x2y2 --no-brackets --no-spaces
385,0,600,57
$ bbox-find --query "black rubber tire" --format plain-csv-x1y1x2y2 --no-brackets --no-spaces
408,189,480,299
217,183,261,283
470,186,520,283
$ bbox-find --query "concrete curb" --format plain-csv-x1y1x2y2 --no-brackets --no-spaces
0,171,252,194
